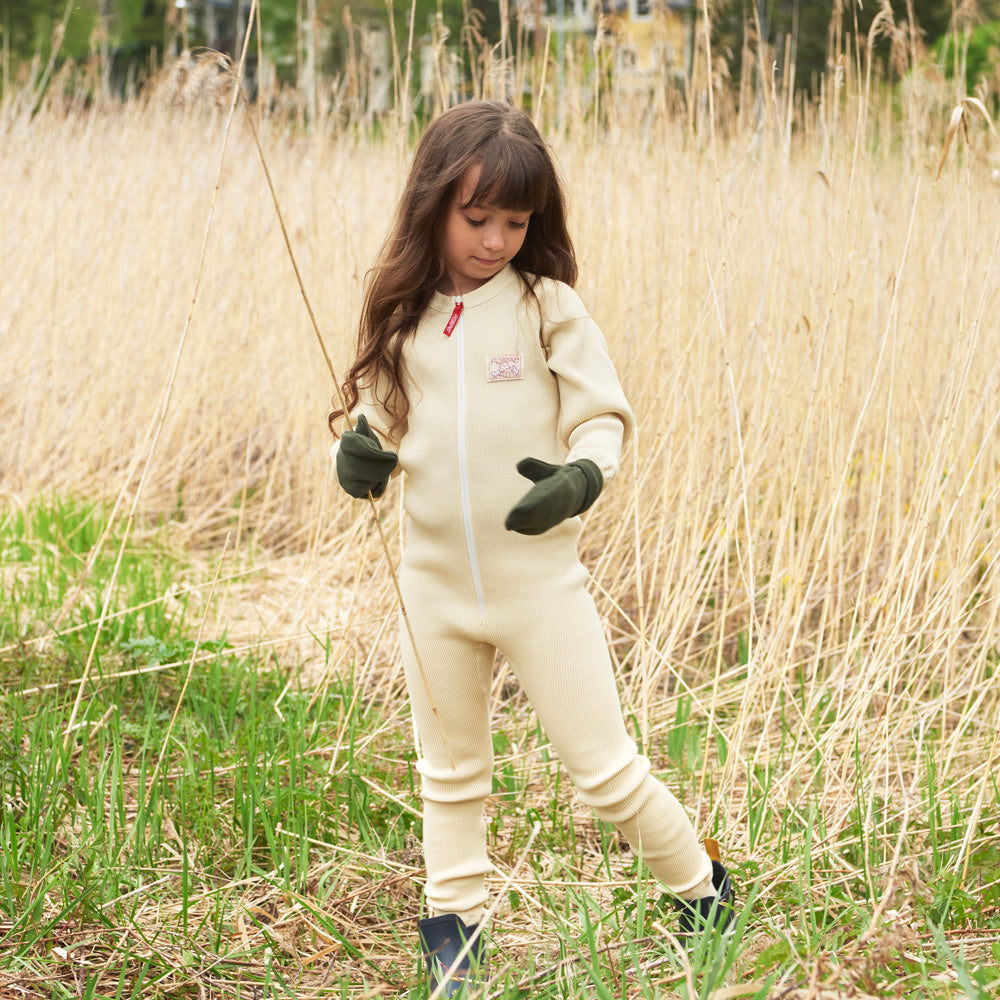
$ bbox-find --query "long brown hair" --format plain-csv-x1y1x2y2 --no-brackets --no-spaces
329,100,577,436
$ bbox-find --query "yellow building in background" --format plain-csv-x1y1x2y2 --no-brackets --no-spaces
602,0,692,87
516,0,693,89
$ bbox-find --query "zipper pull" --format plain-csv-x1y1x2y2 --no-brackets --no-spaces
443,297,464,338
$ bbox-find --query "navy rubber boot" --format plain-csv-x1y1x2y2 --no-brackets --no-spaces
417,913,487,997
675,859,737,939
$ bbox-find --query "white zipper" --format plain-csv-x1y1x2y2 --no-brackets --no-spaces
454,302,486,616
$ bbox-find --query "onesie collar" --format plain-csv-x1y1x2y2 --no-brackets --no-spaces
429,264,521,313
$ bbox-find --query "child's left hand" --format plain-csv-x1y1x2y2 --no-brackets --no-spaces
504,458,603,535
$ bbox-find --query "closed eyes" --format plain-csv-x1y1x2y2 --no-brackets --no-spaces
465,216,528,230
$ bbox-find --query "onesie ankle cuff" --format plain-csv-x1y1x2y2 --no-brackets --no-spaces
680,875,717,901
570,459,603,514
432,906,486,928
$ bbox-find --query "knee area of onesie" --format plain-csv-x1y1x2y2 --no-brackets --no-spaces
579,759,655,823
420,779,486,806
418,760,494,804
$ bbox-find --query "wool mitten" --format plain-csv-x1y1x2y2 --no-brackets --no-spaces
335,414,398,499
504,457,603,535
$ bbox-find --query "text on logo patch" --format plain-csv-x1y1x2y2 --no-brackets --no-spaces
487,354,523,382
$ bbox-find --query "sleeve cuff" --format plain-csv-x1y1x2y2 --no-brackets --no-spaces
570,459,603,514
566,415,626,482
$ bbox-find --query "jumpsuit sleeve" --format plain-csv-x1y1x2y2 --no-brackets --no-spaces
539,280,636,483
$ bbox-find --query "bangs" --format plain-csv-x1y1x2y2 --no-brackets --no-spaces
461,143,551,214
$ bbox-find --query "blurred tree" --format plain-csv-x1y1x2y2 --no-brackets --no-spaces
0,0,49,66
8,0,995,101
324,0,502,79
709,1,987,97
0,0,474,96
0,1,305,92
0,0,172,85
0,0,97,66
116,0,170,64
934,16,1000,97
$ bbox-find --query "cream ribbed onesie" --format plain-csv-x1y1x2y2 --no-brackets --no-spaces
347,265,713,922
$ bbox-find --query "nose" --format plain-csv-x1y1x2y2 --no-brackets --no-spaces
482,224,504,252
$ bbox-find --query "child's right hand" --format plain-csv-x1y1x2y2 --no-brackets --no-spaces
504,457,603,535
335,415,398,499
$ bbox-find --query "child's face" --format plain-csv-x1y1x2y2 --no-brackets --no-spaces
438,166,531,296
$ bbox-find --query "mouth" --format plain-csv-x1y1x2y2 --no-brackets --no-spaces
473,257,503,268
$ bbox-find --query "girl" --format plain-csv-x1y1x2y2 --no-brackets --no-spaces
331,100,735,995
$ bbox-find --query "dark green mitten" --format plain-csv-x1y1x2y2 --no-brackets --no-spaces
336,414,398,499
504,458,603,535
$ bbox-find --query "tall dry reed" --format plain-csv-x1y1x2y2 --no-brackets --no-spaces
2,33,999,956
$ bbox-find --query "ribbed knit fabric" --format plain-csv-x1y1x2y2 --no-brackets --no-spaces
351,265,711,917
681,873,717,901
400,558,712,916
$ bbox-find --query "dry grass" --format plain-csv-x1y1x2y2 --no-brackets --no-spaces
2,43,1000,994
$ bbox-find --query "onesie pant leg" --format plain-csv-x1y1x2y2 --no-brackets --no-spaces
398,602,495,922
397,554,712,915
498,581,713,897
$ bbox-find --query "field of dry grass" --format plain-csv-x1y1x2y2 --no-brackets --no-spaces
3,49,1000,995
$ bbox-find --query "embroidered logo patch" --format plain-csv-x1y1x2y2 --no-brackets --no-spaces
487,354,523,382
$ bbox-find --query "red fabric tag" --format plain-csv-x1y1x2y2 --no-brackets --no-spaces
443,300,464,337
